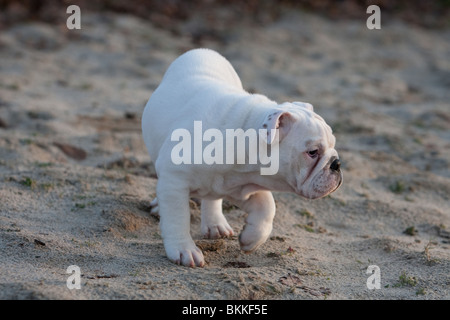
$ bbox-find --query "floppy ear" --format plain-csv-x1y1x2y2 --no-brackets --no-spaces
260,110,294,144
292,101,313,112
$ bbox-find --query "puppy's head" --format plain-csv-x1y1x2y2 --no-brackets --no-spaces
261,101,342,199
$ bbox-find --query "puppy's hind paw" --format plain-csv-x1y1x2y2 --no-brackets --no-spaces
202,223,234,239
201,214,234,239
149,197,159,216
165,240,205,268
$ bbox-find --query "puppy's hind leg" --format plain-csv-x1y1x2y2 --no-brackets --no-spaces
201,199,234,239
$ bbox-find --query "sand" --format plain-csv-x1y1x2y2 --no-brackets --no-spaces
0,7,449,300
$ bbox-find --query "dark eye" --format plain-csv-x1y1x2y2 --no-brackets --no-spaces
307,149,319,158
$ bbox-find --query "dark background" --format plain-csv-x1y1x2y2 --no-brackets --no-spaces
1,0,449,30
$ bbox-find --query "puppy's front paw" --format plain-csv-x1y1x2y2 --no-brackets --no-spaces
165,239,205,267
239,223,272,253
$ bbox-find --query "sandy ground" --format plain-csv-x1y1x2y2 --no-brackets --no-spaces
0,8,449,300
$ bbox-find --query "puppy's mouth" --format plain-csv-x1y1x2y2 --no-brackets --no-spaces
297,168,343,200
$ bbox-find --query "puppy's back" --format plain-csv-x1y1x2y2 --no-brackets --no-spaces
162,48,243,89
142,49,244,162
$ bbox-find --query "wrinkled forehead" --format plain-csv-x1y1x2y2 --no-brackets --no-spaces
290,108,336,149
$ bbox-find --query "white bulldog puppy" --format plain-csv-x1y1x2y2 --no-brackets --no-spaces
142,48,342,267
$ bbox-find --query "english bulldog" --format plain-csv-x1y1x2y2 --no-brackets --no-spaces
142,48,342,267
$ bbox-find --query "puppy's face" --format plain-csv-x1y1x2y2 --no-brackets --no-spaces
265,102,342,199
295,131,342,199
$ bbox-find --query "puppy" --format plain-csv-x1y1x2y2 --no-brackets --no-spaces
142,48,342,267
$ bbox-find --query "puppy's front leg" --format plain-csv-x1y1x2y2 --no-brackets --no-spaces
234,191,276,253
157,179,205,267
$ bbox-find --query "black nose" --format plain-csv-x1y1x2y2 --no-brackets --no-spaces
330,158,341,172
